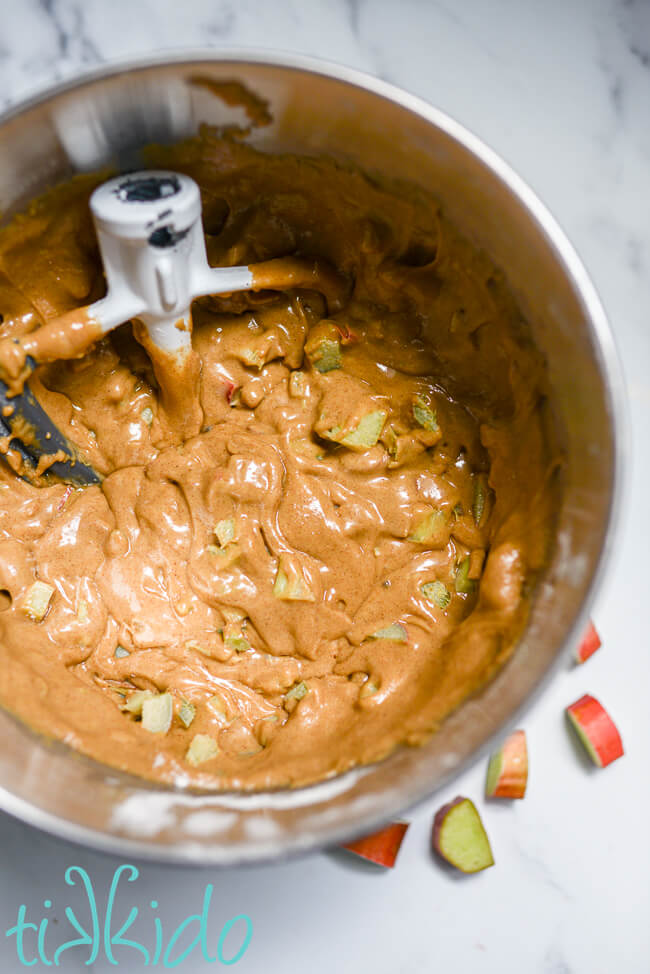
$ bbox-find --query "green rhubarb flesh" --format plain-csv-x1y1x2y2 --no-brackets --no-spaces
340,410,386,449
371,623,408,642
273,561,315,601
240,347,263,369
289,371,307,397
214,517,236,548
412,395,438,432
455,557,476,594
437,799,494,873
485,751,504,796
224,634,250,653
22,581,55,621
186,734,219,766
141,692,173,734
122,689,155,715
178,700,196,728
307,338,341,373
409,508,447,544
421,580,451,609
473,474,488,525
207,542,241,568
566,711,602,766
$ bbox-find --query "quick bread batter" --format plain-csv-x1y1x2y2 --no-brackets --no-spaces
0,130,560,789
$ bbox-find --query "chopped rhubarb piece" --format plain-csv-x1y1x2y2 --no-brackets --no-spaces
486,729,528,799
566,694,623,767
206,542,241,568
472,473,489,525
224,632,250,654
575,620,601,664
455,556,476,594
412,394,438,432
21,580,55,621
121,689,155,715
177,699,196,728
141,692,173,734
342,410,386,449
214,517,236,548
358,678,378,699
285,681,309,702
370,622,408,642
305,321,342,373
420,580,451,609
432,797,494,873
288,370,307,398
186,734,219,766
323,410,387,450
341,821,409,867
409,508,447,545
273,558,315,601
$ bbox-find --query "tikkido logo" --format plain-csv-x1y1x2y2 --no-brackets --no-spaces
5,864,253,968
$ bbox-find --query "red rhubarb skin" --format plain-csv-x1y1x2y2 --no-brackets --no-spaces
488,729,528,798
567,694,624,767
342,822,409,867
576,620,601,663
431,796,467,858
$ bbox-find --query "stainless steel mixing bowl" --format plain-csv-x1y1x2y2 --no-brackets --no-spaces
0,52,624,864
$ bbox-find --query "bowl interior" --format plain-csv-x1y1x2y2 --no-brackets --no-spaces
0,55,621,863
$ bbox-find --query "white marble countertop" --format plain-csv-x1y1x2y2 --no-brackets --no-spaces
0,1,648,971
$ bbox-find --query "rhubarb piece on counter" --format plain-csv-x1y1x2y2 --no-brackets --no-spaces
485,729,528,799
575,620,601,664
566,694,624,767
432,797,494,873
341,821,409,867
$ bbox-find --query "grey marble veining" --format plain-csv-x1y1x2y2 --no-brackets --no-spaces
0,1,648,972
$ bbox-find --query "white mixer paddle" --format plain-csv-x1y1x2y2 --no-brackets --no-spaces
0,170,347,483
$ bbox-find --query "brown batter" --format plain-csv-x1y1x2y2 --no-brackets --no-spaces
0,130,560,789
